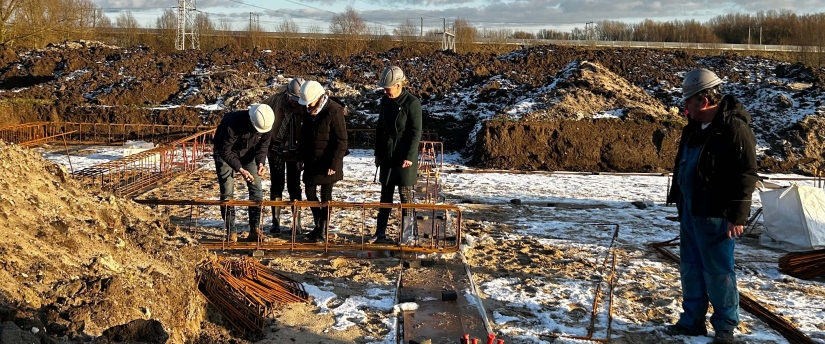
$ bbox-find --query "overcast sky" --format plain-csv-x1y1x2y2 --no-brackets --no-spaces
91,0,824,33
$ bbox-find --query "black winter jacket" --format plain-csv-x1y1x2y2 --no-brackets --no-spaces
212,110,271,172
375,89,423,186
297,99,348,185
666,95,758,225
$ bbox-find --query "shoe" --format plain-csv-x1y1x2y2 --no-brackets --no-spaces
246,228,263,242
228,233,238,243
713,330,734,344
369,236,397,245
664,324,707,336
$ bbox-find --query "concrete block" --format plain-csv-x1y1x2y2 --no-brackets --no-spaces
441,290,457,301
403,260,421,268
399,293,415,303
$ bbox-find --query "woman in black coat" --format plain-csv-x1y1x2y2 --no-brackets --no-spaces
371,66,423,244
296,81,348,242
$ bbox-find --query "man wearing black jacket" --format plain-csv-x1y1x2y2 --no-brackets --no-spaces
213,104,274,243
664,69,758,344
296,80,348,242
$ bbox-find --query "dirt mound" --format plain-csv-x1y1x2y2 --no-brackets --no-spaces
517,60,675,121
0,141,206,342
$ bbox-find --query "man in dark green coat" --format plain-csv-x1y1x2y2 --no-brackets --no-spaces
371,66,423,244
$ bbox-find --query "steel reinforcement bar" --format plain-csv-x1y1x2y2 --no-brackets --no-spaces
132,199,462,253
649,238,817,344
72,129,215,196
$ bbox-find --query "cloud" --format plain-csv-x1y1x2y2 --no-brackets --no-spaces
92,0,824,31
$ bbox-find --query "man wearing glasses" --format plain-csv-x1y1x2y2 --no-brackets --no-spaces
665,68,758,344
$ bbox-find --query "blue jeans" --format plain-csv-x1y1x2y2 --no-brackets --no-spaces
215,156,263,234
678,215,739,332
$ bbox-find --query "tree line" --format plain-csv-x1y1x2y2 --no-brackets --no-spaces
0,2,821,66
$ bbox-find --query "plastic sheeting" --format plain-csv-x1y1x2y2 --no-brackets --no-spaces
760,184,825,251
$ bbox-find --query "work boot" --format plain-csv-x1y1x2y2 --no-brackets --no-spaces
664,323,708,337
246,228,263,242
713,330,734,344
228,233,238,243
306,224,324,242
270,198,283,234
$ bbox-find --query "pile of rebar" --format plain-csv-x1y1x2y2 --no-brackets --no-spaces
779,249,825,280
197,256,309,333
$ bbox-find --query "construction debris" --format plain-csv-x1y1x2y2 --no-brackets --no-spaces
196,256,309,333
779,249,825,280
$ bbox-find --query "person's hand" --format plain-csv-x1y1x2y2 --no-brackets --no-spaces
727,222,744,239
402,160,412,168
239,169,254,183
327,169,335,176
257,163,265,176
296,162,304,171
374,157,380,167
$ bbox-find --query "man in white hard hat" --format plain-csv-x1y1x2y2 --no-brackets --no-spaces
261,77,307,234
296,80,348,242
664,68,758,344
213,104,275,243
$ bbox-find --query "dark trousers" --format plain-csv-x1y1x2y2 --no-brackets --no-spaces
214,156,263,234
269,157,302,201
375,184,413,238
305,183,334,226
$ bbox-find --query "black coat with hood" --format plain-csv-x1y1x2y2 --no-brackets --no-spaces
212,110,271,172
666,95,758,225
375,89,422,186
297,98,348,185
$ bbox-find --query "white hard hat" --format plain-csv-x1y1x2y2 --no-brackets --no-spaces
682,68,723,101
298,80,325,105
248,103,275,133
378,66,405,88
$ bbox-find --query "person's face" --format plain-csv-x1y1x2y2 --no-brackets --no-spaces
383,83,402,98
306,98,321,114
684,95,706,121
286,94,303,112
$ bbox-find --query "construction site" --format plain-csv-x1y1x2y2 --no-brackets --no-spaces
0,31,824,344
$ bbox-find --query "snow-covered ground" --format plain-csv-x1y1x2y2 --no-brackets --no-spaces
43,148,825,343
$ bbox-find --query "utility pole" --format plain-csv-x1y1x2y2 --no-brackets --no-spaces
420,17,423,37
748,26,751,47
176,0,200,50
760,26,762,45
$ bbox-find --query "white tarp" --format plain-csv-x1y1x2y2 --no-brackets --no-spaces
760,184,825,251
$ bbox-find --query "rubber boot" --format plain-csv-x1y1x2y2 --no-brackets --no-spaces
312,219,328,243
306,211,322,241
270,198,282,234
247,207,262,242
401,211,418,244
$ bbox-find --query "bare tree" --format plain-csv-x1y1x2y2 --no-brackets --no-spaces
393,19,417,38
329,6,366,36
278,18,299,34
155,8,176,50
115,10,140,47
0,0,26,43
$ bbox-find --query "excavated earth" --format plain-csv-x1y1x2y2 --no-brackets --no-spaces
0,41,823,173
0,141,208,343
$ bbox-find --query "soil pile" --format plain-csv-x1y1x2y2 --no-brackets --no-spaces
474,60,683,171
0,141,206,342
518,60,675,121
